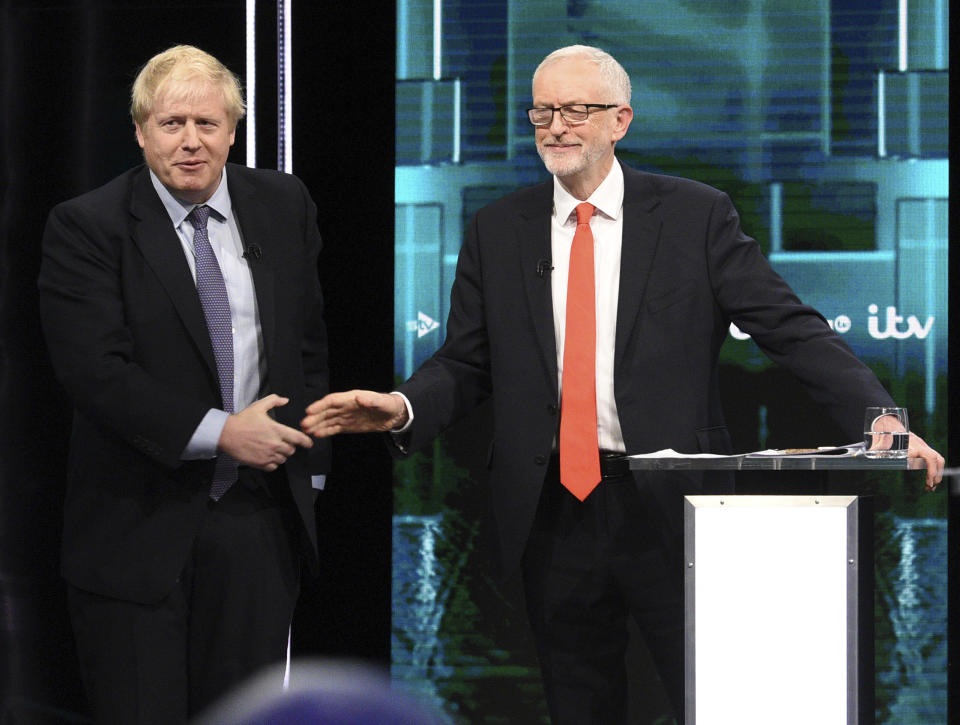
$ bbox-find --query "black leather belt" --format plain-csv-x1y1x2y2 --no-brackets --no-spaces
551,451,630,480
599,451,630,480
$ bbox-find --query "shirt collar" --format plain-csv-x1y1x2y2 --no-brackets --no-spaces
552,159,624,224
148,166,233,227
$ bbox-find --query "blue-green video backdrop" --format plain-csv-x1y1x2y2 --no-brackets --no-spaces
393,1,947,723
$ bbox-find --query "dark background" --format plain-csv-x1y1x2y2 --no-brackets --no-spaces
0,0,394,721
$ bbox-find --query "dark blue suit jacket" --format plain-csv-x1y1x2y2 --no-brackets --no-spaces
39,163,330,603
397,161,893,579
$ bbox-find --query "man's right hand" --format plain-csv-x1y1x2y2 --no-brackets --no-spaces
301,390,409,438
218,394,313,471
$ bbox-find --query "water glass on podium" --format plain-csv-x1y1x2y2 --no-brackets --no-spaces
863,406,909,458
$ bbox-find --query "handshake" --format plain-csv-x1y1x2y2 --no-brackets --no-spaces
216,391,409,472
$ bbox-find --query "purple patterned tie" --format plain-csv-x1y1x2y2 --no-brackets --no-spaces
189,205,238,500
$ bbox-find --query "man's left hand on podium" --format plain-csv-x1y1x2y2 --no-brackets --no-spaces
907,433,945,491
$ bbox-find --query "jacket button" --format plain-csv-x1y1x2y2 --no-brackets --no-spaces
534,455,546,465
547,404,557,415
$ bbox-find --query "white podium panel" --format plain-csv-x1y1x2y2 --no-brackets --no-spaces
684,495,862,725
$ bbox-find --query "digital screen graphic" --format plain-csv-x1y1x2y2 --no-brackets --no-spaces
392,2,947,722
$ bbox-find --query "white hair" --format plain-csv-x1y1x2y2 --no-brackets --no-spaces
532,45,631,105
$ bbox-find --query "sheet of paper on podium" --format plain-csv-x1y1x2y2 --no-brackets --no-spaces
630,442,865,460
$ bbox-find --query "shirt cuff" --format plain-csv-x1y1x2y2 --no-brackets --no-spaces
181,408,229,459
390,391,414,434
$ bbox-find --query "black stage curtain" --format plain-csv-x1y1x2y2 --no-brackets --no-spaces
0,1,393,721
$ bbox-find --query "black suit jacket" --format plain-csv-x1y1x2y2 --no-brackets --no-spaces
39,163,330,604
398,161,893,579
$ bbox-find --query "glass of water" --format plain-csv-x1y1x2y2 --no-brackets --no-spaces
863,407,909,458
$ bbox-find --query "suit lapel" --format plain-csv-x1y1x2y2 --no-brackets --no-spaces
615,165,662,370
227,168,278,368
517,183,559,396
128,167,217,376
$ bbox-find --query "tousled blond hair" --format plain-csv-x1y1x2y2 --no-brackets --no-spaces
131,45,245,126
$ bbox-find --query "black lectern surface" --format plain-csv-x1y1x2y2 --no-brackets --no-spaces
629,450,926,471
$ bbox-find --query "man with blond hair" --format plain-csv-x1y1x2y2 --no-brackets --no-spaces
39,45,329,722
302,45,943,723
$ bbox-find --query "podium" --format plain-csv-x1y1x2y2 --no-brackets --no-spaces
628,453,926,725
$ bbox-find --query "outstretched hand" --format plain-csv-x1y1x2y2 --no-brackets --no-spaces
301,390,409,438
218,394,313,471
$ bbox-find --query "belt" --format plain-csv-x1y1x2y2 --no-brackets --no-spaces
551,451,630,480
599,451,630,479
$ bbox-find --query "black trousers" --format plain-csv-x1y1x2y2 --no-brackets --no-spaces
521,460,684,725
68,472,300,724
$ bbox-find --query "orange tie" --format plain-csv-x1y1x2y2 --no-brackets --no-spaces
559,202,601,501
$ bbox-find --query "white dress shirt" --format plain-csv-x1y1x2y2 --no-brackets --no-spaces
550,161,626,453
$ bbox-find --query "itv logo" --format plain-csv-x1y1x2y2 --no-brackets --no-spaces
866,304,934,340
729,305,934,341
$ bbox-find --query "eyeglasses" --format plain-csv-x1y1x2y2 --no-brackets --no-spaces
526,104,618,126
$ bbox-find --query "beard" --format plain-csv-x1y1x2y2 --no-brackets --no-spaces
536,135,610,180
